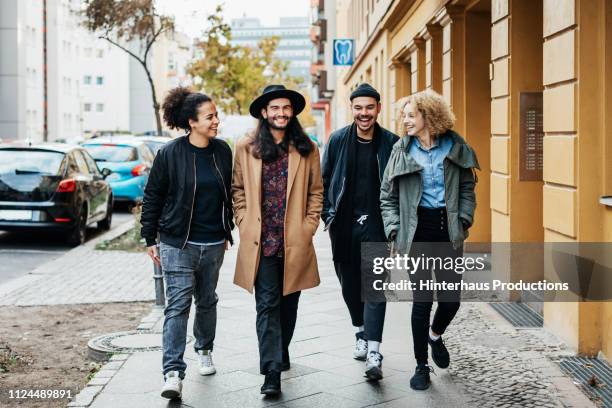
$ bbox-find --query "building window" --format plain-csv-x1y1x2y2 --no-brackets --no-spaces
96,49,104,58
84,47,92,57
96,76,104,85
84,75,92,85
84,103,91,112
96,103,104,112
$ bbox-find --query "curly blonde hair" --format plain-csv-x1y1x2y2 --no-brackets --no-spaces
400,90,455,136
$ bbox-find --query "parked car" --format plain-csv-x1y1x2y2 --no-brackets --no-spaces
136,135,172,155
81,137,155,206
0,144,113,246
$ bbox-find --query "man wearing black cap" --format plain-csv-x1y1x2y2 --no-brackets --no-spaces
321,83,399,380
232,85,323,395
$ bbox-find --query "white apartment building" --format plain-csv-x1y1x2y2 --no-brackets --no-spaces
130,30,193,136
0,0,45,142
79,40,130,137
0,0,184,143
47,0,131,141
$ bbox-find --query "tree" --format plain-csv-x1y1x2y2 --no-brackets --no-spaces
81,0,174,135
189,4,311,122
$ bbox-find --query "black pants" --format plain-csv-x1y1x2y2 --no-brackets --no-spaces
254,255,300,374
334,218,386,342
410,207,462,365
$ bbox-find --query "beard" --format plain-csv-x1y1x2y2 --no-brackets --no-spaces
268,115,290,130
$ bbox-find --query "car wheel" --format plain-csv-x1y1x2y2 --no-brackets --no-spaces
98,197,113,231
128,200,142,214
67,206,87,247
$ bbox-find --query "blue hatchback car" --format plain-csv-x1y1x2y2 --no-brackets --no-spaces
82,137,155,205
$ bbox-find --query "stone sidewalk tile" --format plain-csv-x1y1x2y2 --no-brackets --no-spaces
66,385,103,407
0,217,155,306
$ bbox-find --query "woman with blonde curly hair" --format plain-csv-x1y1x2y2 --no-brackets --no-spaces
380,89,479,390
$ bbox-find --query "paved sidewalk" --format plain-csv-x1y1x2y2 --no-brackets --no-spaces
69,228,594,408
0,219,154,306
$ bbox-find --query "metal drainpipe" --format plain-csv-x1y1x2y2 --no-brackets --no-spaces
42,0,48,142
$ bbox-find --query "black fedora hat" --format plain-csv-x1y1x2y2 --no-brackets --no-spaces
249,84,306,119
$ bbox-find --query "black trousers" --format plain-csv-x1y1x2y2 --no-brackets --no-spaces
410,206,462,365
334,218,386,342
254,255,300,374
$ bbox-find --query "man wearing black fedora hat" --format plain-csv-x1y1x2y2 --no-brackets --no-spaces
321,83,399,381
232,85,323,395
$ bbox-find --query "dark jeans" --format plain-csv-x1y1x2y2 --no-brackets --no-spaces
334,218,386,342
410,207,462,365
159,242,225,378
255,255,301,374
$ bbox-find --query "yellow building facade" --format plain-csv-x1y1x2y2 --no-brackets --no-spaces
334,0,612,358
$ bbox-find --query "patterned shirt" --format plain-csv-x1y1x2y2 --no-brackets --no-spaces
261,149,289,257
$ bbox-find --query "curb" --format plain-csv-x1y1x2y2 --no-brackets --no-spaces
67,307,165,407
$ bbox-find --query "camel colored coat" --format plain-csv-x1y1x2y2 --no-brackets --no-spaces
232,136,324,296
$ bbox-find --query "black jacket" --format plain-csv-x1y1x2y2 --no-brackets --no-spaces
140,136,234,248
321,123,399,230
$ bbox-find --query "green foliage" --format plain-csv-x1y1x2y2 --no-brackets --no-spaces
189,5,307,117
95,205,146,252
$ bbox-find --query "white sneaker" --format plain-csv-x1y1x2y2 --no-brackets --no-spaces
365,351,383,381
353,333,368,361
197,350,216,375
161,370,182,400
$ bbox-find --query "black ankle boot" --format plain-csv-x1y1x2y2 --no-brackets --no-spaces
260,370,281,395
410,364,434,390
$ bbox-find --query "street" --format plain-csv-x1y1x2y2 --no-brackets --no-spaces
0,210,133,286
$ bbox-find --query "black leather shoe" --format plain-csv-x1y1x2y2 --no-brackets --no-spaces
260,371,281,395
428,336,450,369
410,364,434,390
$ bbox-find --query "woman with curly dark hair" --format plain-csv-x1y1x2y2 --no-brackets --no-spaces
232,85,323,395
140,87,234,400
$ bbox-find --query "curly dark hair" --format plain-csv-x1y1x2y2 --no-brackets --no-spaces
250,117,313,162
162,87,212,133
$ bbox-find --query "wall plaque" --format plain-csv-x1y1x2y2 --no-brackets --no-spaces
519,92,544,181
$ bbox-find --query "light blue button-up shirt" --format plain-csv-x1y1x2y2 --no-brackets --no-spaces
408,135,454,208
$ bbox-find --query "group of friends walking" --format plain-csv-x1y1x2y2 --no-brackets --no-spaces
140,82,479,400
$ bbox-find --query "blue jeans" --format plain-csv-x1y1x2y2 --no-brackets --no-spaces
159,241,225,378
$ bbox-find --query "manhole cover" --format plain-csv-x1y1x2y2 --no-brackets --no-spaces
87,331,193,361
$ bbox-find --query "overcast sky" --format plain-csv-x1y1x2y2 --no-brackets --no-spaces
155,0,310,40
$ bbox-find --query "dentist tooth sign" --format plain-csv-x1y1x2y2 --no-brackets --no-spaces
333,39,355,66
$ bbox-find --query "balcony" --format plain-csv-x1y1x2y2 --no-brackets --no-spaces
310,42,325,64
310,62,324,76
310,0,324,13
310,19,327,43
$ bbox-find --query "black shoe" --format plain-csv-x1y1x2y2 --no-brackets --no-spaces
428,336,450,369
260,371,281,395
410,364,434,390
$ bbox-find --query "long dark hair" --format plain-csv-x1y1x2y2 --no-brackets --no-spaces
250,117,313,162
162,87,212,133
